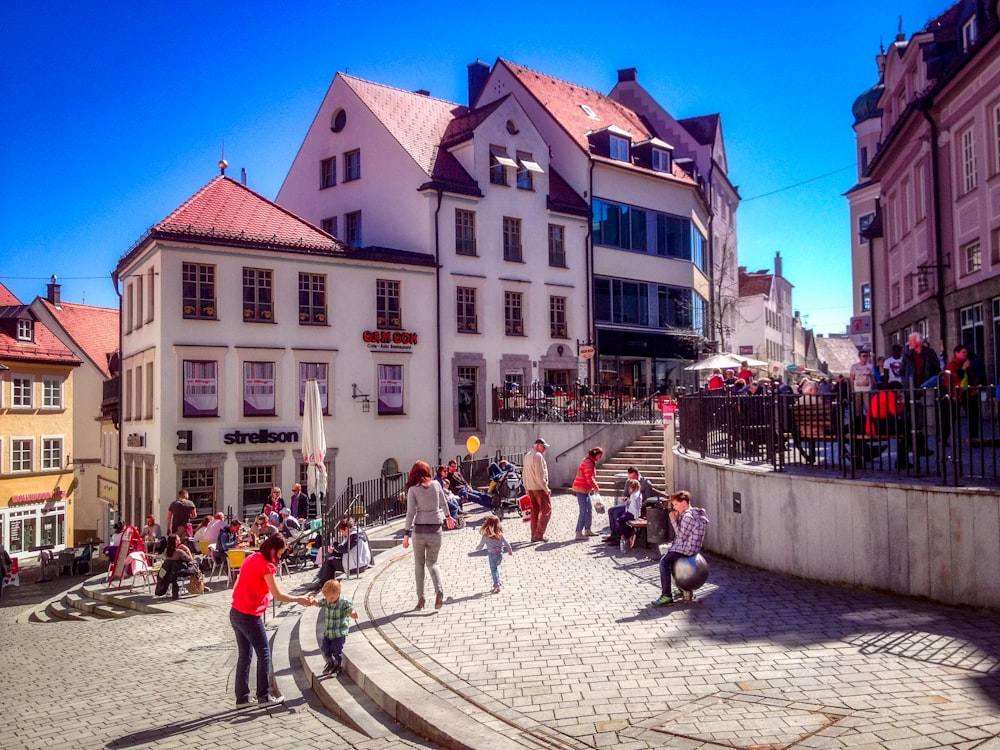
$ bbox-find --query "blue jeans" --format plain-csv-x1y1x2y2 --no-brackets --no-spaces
447,498,460,520
230,607,271,702
458,487,492,508
321,634,346,667
575,493,593,534
606,504,625,541
487,552,503,587
658,551,684,598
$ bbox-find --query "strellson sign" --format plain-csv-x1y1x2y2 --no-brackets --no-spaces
221,427,300,445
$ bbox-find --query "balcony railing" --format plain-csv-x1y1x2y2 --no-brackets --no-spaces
491,383,659,424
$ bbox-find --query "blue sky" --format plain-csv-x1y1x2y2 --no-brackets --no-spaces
0,0,946,334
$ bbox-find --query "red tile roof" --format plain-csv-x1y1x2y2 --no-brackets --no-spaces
0,282,20,306
341,75,466,177
36,299,119,377
118,176,347,270
498,60,696,185
0,285,80,367
739,269,774,297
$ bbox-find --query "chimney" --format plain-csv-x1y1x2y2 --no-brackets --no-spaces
467,60,490,106
617,67,637,83
47,274,61,307
241,167,247,185
774,251,783,278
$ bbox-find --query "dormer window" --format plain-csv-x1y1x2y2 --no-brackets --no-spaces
16,319,33,341
490,145,517,186
609,135,629,162
962,16,977,52
651,148,671,173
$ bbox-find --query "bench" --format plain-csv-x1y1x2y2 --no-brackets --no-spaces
626,519,649,549
791,398,885,466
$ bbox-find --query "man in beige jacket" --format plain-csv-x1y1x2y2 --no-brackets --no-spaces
522,438,552,542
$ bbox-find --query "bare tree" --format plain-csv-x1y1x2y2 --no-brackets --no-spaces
710,227,740,353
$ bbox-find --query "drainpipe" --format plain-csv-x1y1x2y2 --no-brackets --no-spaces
867,199,879,358
705,161,716,354
433,188,444,467
918,103,948,353
110,270,123,530
587,159,596,386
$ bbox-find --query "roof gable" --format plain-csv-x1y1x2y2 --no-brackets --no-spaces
0,282,21,306
341,74,466,177
739,269,774,297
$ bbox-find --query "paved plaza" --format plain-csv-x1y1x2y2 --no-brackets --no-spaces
2,493,999,749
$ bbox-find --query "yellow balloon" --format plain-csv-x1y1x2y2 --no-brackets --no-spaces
465,435,480,455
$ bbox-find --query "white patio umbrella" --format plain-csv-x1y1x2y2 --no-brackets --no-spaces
302,378,328,519
684,353,768,372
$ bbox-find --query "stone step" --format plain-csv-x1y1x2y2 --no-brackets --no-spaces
64,590,134,619
47,599,101,622
28,608,59,624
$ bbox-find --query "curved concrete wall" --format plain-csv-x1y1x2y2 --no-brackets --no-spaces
675,451,1000,610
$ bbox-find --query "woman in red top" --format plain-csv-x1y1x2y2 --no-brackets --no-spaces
570,447,603,540
230,534,313,707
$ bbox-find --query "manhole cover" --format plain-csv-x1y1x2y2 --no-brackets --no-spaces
649,694,848,749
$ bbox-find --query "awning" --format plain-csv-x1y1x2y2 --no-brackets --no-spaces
521,159,544,173
490,146,517,169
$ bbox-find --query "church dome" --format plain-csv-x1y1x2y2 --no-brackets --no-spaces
852,82,884,124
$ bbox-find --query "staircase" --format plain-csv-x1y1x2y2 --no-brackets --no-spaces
594,426,667,498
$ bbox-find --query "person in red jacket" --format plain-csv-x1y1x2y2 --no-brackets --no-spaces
570,446,603,540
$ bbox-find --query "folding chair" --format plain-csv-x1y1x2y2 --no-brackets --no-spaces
126,551,158,593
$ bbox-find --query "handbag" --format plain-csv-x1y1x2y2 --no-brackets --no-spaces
592,494,606,514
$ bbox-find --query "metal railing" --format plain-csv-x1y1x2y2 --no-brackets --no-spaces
677,384,1000,486
490,384,659,423
321,450,528,542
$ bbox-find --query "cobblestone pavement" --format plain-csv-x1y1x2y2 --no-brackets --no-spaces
2,493,999,749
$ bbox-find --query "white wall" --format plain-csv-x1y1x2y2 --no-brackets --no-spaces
675,451,1000,610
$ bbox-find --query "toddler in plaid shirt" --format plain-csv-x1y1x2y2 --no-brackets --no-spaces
316,579,357,676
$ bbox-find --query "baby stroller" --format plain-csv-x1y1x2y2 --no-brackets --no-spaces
489,462,526,520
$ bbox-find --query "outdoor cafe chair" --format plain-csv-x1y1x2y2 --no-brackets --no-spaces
226,549,247,588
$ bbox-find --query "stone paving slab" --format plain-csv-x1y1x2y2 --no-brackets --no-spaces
2,491,999,749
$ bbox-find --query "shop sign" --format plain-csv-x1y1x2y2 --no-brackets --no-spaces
98,478,118,503
10,488,65,505
362,329,418,351
579,345,595,360
222,427,300,445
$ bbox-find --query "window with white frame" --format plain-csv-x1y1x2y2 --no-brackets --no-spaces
244,361,276,416
504,291,523,335
960,303,984,354
457,366,478,429
41,437,63,471
182,360,218,417
242,267,273,322
548,224,566,267
961,125,977,192
12,437,33,473
455,209,476,256
377,364,404,415
320,157,336,189
515,151,535,190
994,103,1000,175
652,148,670,172
376,279,401,329
861,283,872,312
299,362,329,415
456,287,478,333
489,145,514,186
346,210,362,247
609,135,629,162
344,149,361,181
182,262,216,319
962,15,977,52
503,217,522,262
16,319,32,341
858,212,874,245
550,296,568,338
299,273,327,325
965,240,982,274
12,375,32,408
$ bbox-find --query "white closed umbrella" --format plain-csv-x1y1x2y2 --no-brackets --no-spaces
302,379,328,519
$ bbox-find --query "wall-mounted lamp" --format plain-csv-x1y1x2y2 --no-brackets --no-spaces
351,383,371,413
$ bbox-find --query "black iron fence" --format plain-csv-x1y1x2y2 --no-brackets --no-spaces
677,385,1000,486
490,384,659,423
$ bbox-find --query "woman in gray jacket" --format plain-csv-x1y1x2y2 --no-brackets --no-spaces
402,460,456,609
